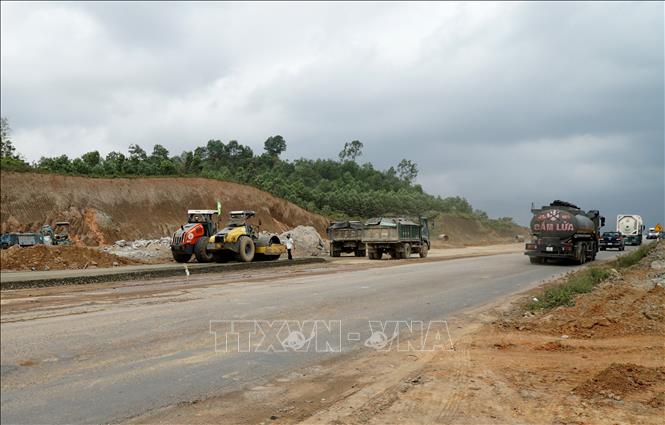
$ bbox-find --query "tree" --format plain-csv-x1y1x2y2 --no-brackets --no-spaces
127,144,148,174
338,140,363,162
150,144,170,161
397,159,418,183
104,151,126,174
71,158,90,174
263,135,287,157
1,116,18,159
81,151,101,168
128,144,148,161
226,140,253,161
38,155,72,173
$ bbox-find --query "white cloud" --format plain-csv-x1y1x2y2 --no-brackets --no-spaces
1,1,662,224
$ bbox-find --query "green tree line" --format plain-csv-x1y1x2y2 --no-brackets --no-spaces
1,117,508,222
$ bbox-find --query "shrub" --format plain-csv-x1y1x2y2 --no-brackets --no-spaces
529,267,611,310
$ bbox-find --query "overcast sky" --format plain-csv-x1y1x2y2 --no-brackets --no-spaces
1,1,663,226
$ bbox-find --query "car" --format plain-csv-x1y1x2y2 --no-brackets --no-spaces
646,228,660,239
599,231,625,251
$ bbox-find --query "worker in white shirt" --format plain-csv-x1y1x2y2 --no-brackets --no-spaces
285,234,295,260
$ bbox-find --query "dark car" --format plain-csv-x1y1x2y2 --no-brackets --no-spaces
599,231,624,251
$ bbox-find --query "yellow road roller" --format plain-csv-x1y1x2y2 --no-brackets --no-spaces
195,210,286,263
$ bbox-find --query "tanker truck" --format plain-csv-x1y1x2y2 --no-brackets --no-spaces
616,214,644,245
524,200,605,265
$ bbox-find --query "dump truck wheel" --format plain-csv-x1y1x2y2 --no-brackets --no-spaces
355,249,366,257
529,257,542,264
237,236,255,262
404,244,411,259
332,249,341,257
419,244,428,258
194,238,214,263
172,252,192,263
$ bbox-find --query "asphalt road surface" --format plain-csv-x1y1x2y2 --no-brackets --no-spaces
0,248,631,424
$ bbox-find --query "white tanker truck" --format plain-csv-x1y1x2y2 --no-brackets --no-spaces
616,214,644,246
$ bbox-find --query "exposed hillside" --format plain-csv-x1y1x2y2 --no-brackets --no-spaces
431,213,529,247
0,172,329,246
5,136,479,219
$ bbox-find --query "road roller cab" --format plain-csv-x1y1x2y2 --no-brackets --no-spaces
170,209,219,263
202,210,286,263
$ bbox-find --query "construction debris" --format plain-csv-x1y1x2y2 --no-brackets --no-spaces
100,237,172,262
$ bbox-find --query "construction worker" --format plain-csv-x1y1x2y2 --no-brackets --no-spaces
285,234,295,260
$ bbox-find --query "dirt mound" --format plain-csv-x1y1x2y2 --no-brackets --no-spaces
498,243,665,339
0,245,140,271
431,213,528,248
574,363,665,399
0,172,329,246
529,284,665,338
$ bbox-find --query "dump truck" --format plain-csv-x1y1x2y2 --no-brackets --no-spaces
616,214,644,245
362,217,430,260
525,200,605,264
328,220,365,257
204,210,285,262
1,232,43,249
170,209,219,263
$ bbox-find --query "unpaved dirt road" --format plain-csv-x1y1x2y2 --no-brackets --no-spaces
0,247,629,424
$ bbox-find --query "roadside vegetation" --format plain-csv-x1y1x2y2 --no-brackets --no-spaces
0,116,515,226
528,241,659,311
614,242,657,269
529,267,612,310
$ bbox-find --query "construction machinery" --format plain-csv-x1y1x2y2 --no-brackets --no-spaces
1,232,43,249
328,220,365,257
40,222,71,245
362,217,430,260
525,200,605,264
170,209,220,263
0,221,70,250
203,211,285,262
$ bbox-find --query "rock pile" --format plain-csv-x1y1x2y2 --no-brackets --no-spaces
100,237,172,261
280,226,327,257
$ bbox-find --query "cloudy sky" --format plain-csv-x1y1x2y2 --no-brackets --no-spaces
1,1,663,225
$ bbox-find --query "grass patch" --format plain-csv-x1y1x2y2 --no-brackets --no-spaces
528,267,612,311
614,242,657,269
